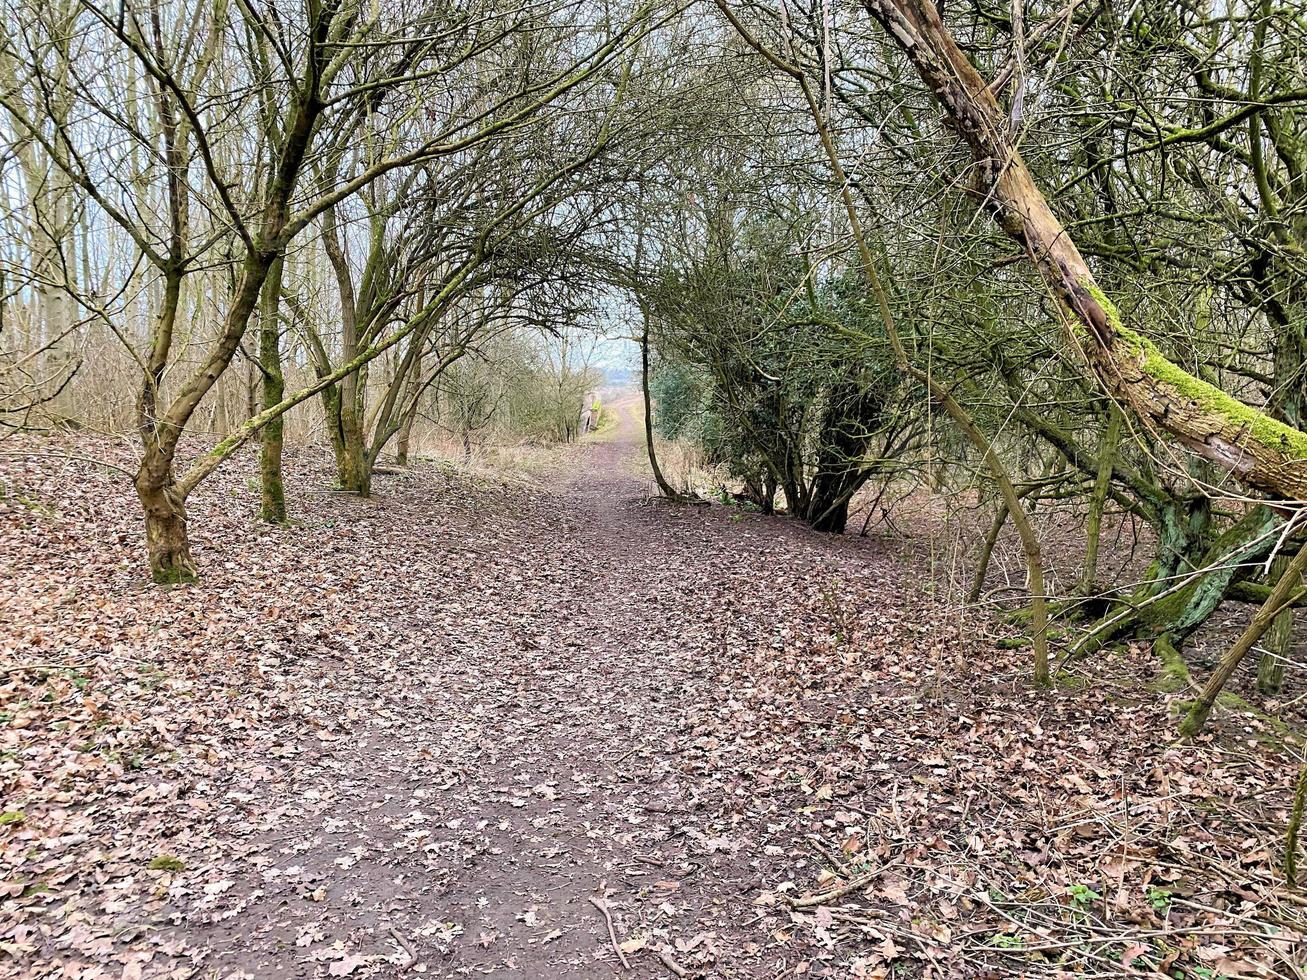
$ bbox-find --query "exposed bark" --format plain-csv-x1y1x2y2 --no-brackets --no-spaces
135,450,195,584
862,0,1307,501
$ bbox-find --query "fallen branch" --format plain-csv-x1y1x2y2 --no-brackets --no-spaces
653,946,689,977
387,926,415,969
786,859,898,909
3,661,97,674
587,894,630,970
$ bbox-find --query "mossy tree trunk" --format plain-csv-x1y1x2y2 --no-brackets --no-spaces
259,255,288,523
1286,762,1307,886
337,414,371,495
1070,501,1277,662
1147,509,1279,638
861,0,1307,500
136,452,196,584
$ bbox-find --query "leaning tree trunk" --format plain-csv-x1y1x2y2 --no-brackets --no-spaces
862,0,1307,500
1074,506,1277,667
1181,539,1307,736
641,314,680,499
969,483,1042,604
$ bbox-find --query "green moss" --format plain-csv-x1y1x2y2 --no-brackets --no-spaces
0,810,25,826
148,854,187,872
996,636,1028,650
151,566,197,586
1215,691,1292,739
1151,633,1190,693
1078,278,1307,459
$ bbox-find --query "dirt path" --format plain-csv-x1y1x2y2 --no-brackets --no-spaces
178,398,897,978
152,394,899,977
4,404,1303,979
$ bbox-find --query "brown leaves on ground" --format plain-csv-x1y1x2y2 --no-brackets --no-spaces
1,423,1304,978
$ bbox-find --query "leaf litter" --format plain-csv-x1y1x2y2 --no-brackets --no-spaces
1,415,1304,978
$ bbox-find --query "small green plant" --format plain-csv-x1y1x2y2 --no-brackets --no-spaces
987,932,1024,949
1068,883,1102,908
0,810,26,827
1146,886,1173,913
148,854,187,873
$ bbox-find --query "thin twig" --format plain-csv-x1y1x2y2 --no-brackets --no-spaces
587,894,630,970
387,927,415,970
0,451,134,479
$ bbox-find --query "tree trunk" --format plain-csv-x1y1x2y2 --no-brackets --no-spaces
1080,406,1123,596
862,0,1307,501
970,485,1045,605
970,501,1011,604
1286,762,1307,887
809,497,851,534
396,414,415,467
395,375,421,468
338,418,370,495
1258,552,1293,695
259,255,287,523
641,318,680,499
135,453,196,584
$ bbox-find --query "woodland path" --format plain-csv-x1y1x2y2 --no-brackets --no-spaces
178,398,908,978
6,401,1301,980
